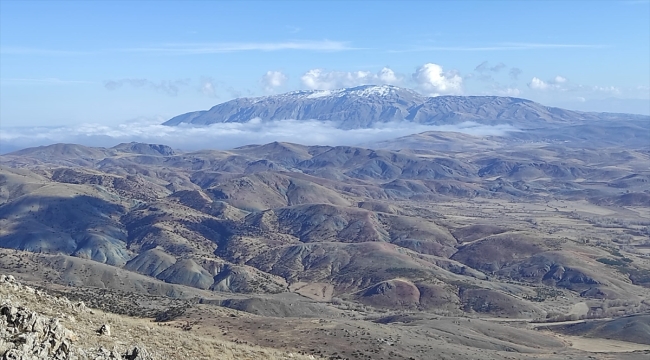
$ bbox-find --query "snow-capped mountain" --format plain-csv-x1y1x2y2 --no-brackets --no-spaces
163,85,644,129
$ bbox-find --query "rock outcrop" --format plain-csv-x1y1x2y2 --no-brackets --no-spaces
1,301,75,359
0,274,153,360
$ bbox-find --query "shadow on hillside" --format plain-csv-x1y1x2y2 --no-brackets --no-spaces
0,195,128,263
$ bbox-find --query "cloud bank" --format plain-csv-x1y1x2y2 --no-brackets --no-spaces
300,64,464,96
300,67,403,90
528,76,621,95
0,118,518,154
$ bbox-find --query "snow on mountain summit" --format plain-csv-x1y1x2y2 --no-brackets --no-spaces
285,85,415,100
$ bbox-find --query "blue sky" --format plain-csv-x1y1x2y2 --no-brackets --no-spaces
1,0,649,129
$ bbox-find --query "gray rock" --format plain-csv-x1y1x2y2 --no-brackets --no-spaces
73,302,86,313
98,324,111,337
1,302,74,359
123,346,152,360
1,278,156,360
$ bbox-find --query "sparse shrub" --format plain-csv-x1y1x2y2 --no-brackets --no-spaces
331,297,343,306
596,257,632,266
155,306,187,322
523,287,563,302
385,267,429,279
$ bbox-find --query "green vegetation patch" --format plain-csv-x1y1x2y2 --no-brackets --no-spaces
625,268,650,287
385,267,430,279
448,280,482,290
523,287,563,302
154,306,188,322
596,257,633,266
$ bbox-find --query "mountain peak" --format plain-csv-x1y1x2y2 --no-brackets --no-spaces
313,84,408,97
278,84,417,100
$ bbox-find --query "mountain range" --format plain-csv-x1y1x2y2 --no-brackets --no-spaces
163,85,647,129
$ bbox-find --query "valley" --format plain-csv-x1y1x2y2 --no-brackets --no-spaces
1,125,649,359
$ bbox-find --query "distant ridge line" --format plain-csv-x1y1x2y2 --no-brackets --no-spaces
163,85,646,129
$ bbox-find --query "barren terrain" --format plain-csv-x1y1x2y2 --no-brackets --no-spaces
1,131,649,359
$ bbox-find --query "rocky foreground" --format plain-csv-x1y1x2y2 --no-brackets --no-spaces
1,274,151,360
0,274,316,360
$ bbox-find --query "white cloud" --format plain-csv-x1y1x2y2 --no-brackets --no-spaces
0,77,96,85
300,67,402,90
592,85,620,94
528,77,550,90
474,60,490,72
261,71,288,92
554,76,567,83
475,61,506,73
285,26,301,34
509,68,522,80
528,76,567,91
0,118,519,153
500,42,607,50
390,42,607,53
377,68,402,85
412,63,463,96
528,76,624,97
104,78,190,96
299,63,462,96
199,77,218,98
495,87,521,96
0,47,92,56
127,40,353,54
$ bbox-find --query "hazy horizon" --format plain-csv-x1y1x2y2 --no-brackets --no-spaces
1,83,647,154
